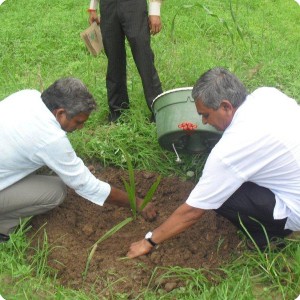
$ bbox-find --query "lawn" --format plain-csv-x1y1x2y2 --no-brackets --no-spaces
1,0,300,299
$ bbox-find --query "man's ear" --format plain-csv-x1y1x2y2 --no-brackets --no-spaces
53,108,65,116
53,108,68,120
53,108,67,123
220,100,233,112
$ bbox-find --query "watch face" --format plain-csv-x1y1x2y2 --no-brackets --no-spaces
145,231,152,239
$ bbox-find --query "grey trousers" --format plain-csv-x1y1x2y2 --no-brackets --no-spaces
0,174,66,235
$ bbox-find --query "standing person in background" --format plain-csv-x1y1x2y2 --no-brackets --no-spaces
127,67,300,258
88,0,163,122
0,78,156,243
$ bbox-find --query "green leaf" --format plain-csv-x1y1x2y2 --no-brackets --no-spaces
139,175,161,211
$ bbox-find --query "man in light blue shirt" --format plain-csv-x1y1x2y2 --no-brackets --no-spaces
0,78,156,242
127,68,300,258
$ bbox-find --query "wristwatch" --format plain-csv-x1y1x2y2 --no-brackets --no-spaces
145,231,157,247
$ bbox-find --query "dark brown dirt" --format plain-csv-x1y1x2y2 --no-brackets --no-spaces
29,165,242,298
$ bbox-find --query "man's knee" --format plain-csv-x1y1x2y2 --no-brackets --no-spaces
56,181,67,206
36,176,66,209
50,177,66,207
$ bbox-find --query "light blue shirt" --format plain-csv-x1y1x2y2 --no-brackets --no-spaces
187,88,300,231
0,89,111,206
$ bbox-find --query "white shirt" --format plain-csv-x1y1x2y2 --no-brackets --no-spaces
89,0,162,16
186,87,300,231
0,90,111,206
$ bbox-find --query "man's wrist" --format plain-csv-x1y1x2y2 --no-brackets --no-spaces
145,231,158,247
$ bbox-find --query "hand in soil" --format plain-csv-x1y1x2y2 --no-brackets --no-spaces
139,202,157,221
127,238,153,258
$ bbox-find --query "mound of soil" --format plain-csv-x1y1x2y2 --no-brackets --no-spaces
29,165,242,297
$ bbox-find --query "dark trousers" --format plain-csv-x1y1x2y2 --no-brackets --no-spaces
215,182,292,248
100,0,162,113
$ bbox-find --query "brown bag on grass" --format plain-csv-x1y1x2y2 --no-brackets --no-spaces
80,22,103,56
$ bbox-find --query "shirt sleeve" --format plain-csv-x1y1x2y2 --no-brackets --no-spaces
186,152,245,210
149,0,162,16
34,136,111,206
89,0,99,10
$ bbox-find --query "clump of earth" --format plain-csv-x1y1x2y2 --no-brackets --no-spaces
29,164,242,297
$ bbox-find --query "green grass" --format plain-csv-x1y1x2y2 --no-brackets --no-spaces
0,221,99,299
1,0,300,298
1,0,299,177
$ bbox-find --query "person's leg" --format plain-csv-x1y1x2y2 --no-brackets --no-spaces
0,174,66,235
121,0,162,112
215,182,292,249
100,0,129,120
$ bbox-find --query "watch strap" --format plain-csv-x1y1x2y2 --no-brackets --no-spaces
146,237,157,247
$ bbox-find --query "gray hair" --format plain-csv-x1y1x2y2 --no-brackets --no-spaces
192,67,248,109
41,78,96,118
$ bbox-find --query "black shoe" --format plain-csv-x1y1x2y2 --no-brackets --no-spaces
108,110,122,123
0,233,10,243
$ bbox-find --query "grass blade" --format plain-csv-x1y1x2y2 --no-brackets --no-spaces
83,217,133,279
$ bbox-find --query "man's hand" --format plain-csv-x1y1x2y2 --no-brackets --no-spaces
148,16,162,35
139,202,157,221
88,11,100,25
105,188,157,221
127,204,205,259
127,238,154,258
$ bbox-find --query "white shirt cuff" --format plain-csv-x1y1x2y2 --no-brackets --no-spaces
89,0,98,10
91,181,111,206
149,2,161,16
